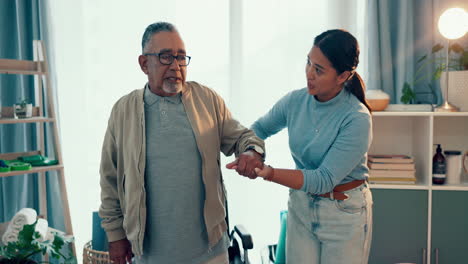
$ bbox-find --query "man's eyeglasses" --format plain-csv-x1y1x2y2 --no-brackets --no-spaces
144,53,191,66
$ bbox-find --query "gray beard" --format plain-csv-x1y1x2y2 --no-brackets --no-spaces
162,81,183,94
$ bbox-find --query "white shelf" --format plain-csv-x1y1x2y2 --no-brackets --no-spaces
432,112,468,117
373,111,433,116
371,113,468,192
431,184,468,191
370,183,429,190
373,111,468,117
370,183,468,191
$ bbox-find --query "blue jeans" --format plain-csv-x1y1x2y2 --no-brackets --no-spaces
286,183,373,264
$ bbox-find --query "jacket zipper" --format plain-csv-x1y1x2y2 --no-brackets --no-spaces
181,97,215,247
137,106,144,254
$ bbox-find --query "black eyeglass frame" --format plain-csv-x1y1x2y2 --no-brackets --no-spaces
143,52,191,66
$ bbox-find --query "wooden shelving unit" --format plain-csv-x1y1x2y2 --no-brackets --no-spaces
368,111,468,263
0,41,75,256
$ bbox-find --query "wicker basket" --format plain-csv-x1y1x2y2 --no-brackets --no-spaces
83,241,111,264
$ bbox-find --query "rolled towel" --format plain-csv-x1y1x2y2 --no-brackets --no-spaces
2,226,19,244
11,208,37,230
44,228,55,242
35,218,49,242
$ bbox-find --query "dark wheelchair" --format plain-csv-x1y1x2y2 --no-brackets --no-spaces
227,209,287,264
226,199,254,264
228,223,285,264
228,224,254,264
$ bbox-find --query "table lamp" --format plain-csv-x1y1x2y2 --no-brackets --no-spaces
435,7,467,112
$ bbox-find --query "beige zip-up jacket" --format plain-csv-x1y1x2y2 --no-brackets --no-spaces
99,81,264,256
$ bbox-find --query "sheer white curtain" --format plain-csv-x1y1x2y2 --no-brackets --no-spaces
49,0,365,262
50,1,230,262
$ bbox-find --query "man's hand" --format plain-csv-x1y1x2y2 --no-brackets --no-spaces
109,238,133,264
226,150,264,179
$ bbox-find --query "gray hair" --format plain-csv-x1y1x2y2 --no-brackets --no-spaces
141,22,177,52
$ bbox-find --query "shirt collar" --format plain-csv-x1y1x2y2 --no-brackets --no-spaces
144,83,182,106
313,87,347,107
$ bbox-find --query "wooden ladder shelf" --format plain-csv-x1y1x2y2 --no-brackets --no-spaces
0,40,75,257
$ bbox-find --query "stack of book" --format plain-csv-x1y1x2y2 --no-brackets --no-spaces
367,155,416,184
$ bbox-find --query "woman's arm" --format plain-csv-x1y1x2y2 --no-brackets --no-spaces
255,112,371,193
251,91,293,140
254,166,304,190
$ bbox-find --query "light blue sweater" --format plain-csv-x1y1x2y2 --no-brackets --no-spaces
251,88,372,194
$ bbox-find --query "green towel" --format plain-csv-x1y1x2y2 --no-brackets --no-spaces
18,155,58,166
0,159,11,172
9,161,32,171
18,154,44,163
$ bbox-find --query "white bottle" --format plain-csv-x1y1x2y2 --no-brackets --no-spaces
444,150,462,185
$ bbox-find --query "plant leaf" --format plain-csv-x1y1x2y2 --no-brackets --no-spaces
417,54,427,64
433,67,443,80
17,222,36,246
462,51,468,70
0,221,75,262
432,43,444,53
450,43,463,53
401,82,416,104
52,234,65,250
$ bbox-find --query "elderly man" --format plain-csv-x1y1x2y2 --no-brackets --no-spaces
98,22,265,264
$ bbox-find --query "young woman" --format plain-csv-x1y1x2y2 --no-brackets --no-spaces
251,29,373,263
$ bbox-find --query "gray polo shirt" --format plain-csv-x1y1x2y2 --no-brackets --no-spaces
137,87,228,264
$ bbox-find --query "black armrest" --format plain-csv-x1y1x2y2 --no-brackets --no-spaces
233,224,253,250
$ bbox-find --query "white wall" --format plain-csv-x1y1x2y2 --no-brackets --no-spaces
48,1,366,263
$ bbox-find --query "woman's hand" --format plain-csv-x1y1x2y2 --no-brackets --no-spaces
254,164,274,181
226,150,264,179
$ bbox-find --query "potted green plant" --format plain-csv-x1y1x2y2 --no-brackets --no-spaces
401,42,468,108
0,221,75,264
451,43,468,70
439,42,468,111
14,99,33,119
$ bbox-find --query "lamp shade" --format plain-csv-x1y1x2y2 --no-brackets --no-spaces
438,8,467,39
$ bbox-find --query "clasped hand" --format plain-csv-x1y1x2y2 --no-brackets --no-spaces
226,150,264,179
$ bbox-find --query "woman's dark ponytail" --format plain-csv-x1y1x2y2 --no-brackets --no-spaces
345,72,371,112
